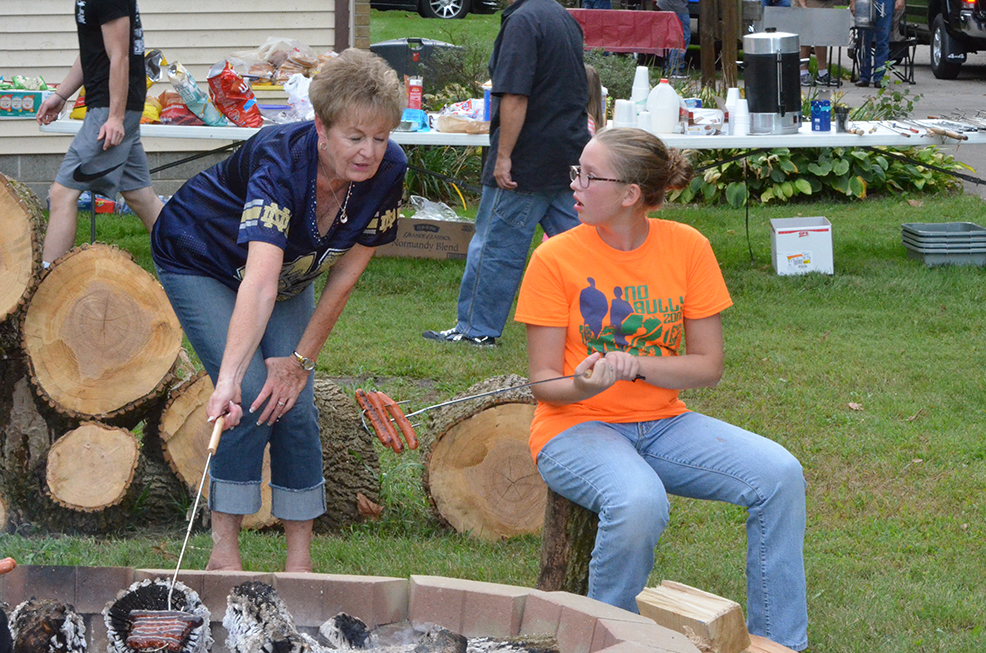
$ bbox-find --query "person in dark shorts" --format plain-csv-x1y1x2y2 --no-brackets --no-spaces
35,0,163,267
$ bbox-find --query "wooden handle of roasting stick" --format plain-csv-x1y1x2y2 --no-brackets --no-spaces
207,415,225,454
927,126,968,141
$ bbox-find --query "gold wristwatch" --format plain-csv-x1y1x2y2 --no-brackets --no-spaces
293,350,315,371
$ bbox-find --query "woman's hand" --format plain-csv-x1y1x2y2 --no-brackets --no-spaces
250,356,312,426
603,350,642,383
207,378,243,429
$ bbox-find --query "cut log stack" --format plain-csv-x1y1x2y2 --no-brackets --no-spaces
0,172,380,536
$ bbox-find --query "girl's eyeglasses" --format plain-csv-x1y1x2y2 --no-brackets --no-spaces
569,165,630,189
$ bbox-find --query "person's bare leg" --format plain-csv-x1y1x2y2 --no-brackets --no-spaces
119,186,164,232
207,511,243,570
42,182,83,264
817,47,829,73
283,519,314,573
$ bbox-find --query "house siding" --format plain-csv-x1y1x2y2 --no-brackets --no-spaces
1,0,358,196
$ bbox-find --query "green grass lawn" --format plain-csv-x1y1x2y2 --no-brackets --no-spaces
369,8,500,45
3,192,985,652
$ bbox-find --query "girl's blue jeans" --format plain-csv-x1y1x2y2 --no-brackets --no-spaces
156,268,326,521
536,411,808,651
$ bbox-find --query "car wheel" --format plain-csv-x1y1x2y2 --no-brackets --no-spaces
419,0,469,19
930,13,962,79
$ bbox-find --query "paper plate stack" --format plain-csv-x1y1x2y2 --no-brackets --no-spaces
901,222,986,266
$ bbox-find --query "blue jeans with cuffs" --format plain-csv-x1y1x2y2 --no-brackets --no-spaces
156,268,326,521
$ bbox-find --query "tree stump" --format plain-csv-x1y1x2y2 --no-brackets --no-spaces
422,374,546,540
45,422,140,511
0,173,43,327
156,373,380,532
20,243,183,425
537,489,599,595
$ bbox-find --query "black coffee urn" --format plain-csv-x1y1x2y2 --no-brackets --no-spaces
743,29,801,135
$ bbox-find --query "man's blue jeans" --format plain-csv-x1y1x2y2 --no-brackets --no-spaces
583,0,613,8
536,412,809,651
858,0,894,83
456,185,579,338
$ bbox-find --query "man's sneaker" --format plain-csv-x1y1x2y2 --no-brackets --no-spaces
422,327,497,347
815,72,833,86
800,71,812,87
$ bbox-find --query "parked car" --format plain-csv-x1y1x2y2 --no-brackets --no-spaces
906,0,986,78
372,0,499,19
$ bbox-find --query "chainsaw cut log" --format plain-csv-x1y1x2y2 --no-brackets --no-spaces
636,581,751,653
0,174,43,326
422,374,545,540
156,372,380,532
45,422,140,511
20,243,183,424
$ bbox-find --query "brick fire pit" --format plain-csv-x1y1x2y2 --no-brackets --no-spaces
0,566,700,653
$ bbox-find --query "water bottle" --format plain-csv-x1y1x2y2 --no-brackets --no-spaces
646,79,681,134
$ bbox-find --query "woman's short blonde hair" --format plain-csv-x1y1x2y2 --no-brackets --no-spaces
308,48,405,131
594,128,693,208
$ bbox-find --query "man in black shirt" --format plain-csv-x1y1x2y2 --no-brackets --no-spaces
424,0,591,346
36,0,163,266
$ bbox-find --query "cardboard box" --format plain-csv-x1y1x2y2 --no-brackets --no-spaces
0,90,54,118
374,216,475,260
770,216,833,275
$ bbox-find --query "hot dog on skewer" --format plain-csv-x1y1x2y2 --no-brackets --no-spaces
366,391,402,453
355,389,393,448
376,391,418,450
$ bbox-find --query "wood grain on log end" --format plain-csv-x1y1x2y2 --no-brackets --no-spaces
45,422,140,512
21,243,182,421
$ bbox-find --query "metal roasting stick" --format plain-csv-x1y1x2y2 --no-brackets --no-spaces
881,121,911,137
358,370,647,435
168,415,224,610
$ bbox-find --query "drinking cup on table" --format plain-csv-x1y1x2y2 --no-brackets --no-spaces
613,99,636,128
733,99,749,136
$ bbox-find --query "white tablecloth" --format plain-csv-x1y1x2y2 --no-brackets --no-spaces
39,118,985,149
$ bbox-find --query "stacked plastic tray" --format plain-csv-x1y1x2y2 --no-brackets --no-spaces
901,222,986,266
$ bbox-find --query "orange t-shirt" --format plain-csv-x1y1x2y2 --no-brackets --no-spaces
515,219,733,461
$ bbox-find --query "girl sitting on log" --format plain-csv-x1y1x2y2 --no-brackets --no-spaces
514,128,809,651
151,49,410,572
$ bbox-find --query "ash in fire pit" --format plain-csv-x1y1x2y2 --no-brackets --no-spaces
103,579,212,653
8,598,87,653
223,581,558,653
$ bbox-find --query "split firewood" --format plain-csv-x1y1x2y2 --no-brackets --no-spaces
636,580,751,653
423,375,546,540
20,243,183,424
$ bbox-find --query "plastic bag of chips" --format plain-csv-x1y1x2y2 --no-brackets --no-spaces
166,61,227,126
208,60,263,127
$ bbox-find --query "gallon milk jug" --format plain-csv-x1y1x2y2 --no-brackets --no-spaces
647,79,680,134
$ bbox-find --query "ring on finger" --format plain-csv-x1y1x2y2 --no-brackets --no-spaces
277,400,286,406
